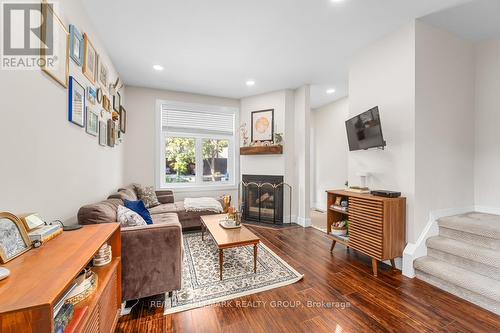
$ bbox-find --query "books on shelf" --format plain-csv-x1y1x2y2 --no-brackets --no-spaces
64,306,88,333
54,303,74,333
53,282,77,318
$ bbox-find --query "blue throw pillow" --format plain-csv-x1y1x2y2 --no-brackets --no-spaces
124,200,153,225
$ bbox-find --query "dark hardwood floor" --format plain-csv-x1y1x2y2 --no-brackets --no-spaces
116,225,500,333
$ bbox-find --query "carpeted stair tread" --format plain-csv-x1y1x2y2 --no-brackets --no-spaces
414,257,500,303
438,212,500,240
426,236,500,268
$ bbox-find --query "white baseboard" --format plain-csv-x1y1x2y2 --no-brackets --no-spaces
475,205,500,215
311,202,327,212
297,217,311,227
402,206,474,278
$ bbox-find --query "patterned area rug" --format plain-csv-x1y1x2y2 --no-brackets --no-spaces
164,231,303,314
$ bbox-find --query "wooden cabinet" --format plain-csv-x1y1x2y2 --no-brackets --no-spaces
327,190,406,276
0,223,121,333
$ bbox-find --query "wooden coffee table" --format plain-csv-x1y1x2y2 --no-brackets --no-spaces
200,214,260,280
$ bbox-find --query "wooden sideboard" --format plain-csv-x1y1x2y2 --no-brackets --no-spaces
0,223,121,333
327,190,406,276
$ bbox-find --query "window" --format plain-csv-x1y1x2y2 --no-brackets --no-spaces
157,101,238,189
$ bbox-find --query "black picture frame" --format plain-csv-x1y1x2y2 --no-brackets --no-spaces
251,109,274,142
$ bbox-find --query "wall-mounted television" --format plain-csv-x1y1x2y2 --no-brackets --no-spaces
345,106,386,151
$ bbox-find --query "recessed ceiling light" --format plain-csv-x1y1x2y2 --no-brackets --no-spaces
153,65,164,71
326,88,336,94
331,0,345,3
246,80,255,87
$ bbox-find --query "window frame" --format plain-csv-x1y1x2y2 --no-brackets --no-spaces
155,100,239,191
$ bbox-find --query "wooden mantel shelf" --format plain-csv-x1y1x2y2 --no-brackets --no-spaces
240,145,283,155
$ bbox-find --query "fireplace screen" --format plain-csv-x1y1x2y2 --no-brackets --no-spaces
240,175,292,225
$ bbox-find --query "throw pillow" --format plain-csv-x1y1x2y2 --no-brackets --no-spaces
117,205,147,227
124,199,154,225
136,185,160,208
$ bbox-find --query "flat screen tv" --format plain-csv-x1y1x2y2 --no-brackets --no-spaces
345,106,386,151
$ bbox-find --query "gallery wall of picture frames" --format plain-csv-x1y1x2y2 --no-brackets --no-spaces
40,2,126,148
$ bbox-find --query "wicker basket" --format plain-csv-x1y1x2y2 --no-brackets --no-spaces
66,271,98,305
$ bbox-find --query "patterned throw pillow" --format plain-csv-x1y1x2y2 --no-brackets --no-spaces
117,205,147,227
136,185,160,208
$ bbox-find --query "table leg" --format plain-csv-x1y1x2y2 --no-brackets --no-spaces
201,223,204,241
219,249,224,280
390,259,396,269
253,244,258,274
330,240,336,252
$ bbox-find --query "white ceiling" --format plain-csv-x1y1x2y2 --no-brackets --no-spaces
421,0,500,41
81,0,470,108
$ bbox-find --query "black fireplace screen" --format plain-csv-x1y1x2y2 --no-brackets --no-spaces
240,175,292,224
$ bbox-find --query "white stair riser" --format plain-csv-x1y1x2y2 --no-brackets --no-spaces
427,248,500,280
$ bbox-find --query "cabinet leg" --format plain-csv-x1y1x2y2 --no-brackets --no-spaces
390,259,396,269
330,240,336,252
371,259,378,277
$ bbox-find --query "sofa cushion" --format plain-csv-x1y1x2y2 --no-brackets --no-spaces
78,198,123,225
136,185,160,208
148,202,184,215
151,212,181,226
117,205,147,227
124,200,153,225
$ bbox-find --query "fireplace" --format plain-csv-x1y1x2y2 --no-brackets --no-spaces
241,175,284,225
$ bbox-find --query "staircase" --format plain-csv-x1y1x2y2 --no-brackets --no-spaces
414,212,500,315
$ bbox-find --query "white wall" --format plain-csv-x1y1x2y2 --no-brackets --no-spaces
311,97,349,211
0,0,123,224
123,86,240,201
414,20,475,237
348,22,416,240
474,38,500,212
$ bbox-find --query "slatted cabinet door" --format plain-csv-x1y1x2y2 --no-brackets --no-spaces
348,197,384,259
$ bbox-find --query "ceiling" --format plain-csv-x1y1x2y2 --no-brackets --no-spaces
421,0,500,41
81,0,471,108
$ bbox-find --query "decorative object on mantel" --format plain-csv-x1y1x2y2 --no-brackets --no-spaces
40,2,69,88
0,212,32,264
274,132,283,145
68,76,85,127
251,109,274,142
240,145,283,155
240,123,249,146
69,24,84,66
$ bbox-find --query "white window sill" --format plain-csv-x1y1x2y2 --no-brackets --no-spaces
158,184,238,193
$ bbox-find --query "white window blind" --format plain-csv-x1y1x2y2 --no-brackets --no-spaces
161,107,235,135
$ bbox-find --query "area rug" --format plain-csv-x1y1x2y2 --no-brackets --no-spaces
164,231,303,314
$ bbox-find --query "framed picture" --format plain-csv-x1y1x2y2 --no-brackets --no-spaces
119,106,127,133
99,61,108,89
86,86,97,105
113,92,121,112
251,109,274,142
107,119,115,147
99,121,107,146
0,212,32,264
96,88,103,104
86,107,99,136
83,33,97,83
68,76,85,127
69,24,84,66
40,2,69,88
103,95,111,111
